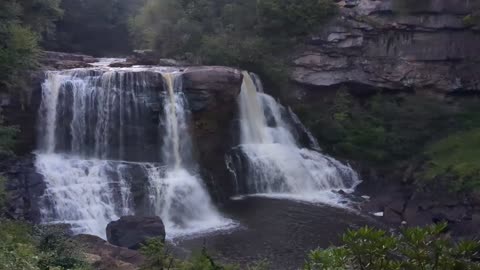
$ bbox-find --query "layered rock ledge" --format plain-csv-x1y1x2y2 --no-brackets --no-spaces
292,0,480,93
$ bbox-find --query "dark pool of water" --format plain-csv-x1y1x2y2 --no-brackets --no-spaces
172,196,380,269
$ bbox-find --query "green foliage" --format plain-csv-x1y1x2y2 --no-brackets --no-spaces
35,225,90,270
304,247,350,270
246,259,270,270
130,0,336,88
463,3,480,27
295,89,480,193
20,0,63,40
297,91,457,164
257,0,337,36
0,220,39,270
463,14,479,26
140,238,269,270
0,0,62,93
0,220,90,270
139,237,181,270
422,128,480,192
49,0,145,56
0,24,40,91
305,223,480,270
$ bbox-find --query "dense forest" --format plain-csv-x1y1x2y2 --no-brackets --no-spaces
0,0,337,92
1,0,480,269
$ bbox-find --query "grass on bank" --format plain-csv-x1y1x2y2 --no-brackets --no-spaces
423,128,480,192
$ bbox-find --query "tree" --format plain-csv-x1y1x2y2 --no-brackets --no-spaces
129,0,337,82
48,0,145,56
0,0,62,93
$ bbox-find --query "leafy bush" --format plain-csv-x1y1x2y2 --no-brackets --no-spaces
305,223,480,270
35,225,90,270
0,219,90,270
0,220,39,270
296,91,458,165
0,24,40,92
0,0,62,93
139,237,181,270
48,0,145,56
257,0,336,36
140,237,269,270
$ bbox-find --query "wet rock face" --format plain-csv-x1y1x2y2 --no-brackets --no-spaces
292,0,480,93
106,216,165,250
1,155,45,221
183,67,243,201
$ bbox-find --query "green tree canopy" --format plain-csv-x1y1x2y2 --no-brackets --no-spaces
0,0,62,92
130,0,337,84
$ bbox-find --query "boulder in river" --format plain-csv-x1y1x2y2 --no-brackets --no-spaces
106,216,165,250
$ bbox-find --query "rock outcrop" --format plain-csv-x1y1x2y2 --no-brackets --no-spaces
183,66,243,201
1,155,45,221
74,234,144,270
106,216,166,250
292,0,480,94
41,51,96,70
360,180,480,238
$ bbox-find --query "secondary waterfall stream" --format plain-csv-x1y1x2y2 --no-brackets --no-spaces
230,72,360,204
36,64,232,238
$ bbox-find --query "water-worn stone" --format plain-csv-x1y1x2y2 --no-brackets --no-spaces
106,216,165,250
291,0,480,93
126,50,158,65
41,51,96,69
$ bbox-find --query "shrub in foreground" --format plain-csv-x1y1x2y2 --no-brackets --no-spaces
305,223,480,270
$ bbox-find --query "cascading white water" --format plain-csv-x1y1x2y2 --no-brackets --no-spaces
36,154,132,237
37,64,232,239
235,72,360,204
37,68,144,238
146,73,233,238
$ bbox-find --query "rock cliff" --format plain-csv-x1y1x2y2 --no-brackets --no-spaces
292,0,480,94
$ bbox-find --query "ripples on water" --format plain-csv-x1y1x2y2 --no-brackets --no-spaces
175,197,378,270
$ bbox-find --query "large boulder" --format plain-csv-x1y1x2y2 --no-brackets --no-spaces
291,0,480,94
126,50,159,65
106,216,165,250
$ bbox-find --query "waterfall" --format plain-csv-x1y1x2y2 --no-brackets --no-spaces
36,64,232,239
232,71,360,204
146,73,233,238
